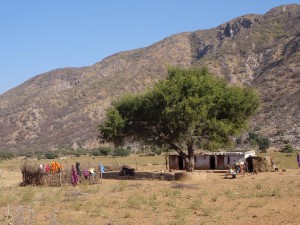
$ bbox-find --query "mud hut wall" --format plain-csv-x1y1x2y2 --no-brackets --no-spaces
252,157,270,172
264,156,272,167
223,155,231,168
216,155,227,170
169,155,179,170
194,155,210,170
195,154,246,170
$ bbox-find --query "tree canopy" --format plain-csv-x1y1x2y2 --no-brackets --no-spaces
99,68,260,171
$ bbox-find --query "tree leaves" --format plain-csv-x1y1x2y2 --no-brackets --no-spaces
99,67,260,152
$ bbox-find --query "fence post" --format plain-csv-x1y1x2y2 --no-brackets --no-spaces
5,204,13,225
100,170,103,184
59,171,62,187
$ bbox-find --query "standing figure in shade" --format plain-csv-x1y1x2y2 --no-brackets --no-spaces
297,152,300,169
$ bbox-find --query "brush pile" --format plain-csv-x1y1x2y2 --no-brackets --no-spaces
20,161,105,186
20,163,45,186
20,162,69,187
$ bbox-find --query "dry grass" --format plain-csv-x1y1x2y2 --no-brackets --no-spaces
258,152,299,169
0,153,300,224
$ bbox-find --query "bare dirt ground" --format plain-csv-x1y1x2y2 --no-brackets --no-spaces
0,170,22,186
1,166,300,225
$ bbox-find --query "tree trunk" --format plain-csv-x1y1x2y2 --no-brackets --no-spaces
186,143,195,172
169,142,195,172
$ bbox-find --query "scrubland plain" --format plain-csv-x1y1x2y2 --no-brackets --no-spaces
0,153,299,225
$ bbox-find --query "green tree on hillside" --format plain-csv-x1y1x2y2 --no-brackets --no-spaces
281,144,294,153
248,132,270,152
98,68,260,171
99,147,111,157
113,147,130,157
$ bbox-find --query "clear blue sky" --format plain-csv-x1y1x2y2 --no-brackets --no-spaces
0,0,299,94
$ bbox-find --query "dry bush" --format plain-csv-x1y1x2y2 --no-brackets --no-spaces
20,163,45,186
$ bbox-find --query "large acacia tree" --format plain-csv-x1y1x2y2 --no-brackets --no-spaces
99,68,260,171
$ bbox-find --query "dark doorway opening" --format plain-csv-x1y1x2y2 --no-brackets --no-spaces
178,156,184,170
210,156,216,169
246,157,254,173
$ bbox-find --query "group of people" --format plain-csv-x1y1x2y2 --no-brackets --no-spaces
225,161,246,179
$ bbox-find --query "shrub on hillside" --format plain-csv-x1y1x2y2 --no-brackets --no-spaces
57,148,85,157
99,147,111,157
113,148,130,157
281,144,294,153
257,137,271,152
248,132,270,152
44,151,59,159
73,151,83,157
91,149,100,156
0,151,15,160
24,152,34,158
90,148,111,157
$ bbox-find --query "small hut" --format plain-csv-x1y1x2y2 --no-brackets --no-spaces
169,150,255,170
245,156,272,173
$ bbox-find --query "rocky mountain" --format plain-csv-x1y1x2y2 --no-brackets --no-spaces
0,4,299,152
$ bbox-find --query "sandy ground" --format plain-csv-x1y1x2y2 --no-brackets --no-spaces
1,168,300,225
0,170,22,186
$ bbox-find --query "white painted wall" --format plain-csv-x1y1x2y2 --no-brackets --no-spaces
195,155,210,169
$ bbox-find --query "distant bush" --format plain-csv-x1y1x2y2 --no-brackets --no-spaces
44,151,59,159
235,137,242,145
90,147,111,157
0,151,15,160
257,137,271,152
248,132,270,152
57,148,85,157
91,149,101,156
25,152,34,158
19,151,34,158
35,151,45,160
281,144,294,153
151,147,163,156
113,148,130,157
99,147,111,157
248,132,259,146
73,151,83,157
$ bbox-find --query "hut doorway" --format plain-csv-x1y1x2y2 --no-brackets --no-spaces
246,156,254,173
210,156,216,169
178,156,184,170
217,156,225,169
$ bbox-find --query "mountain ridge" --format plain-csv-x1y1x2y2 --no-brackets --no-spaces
1,4,299,151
